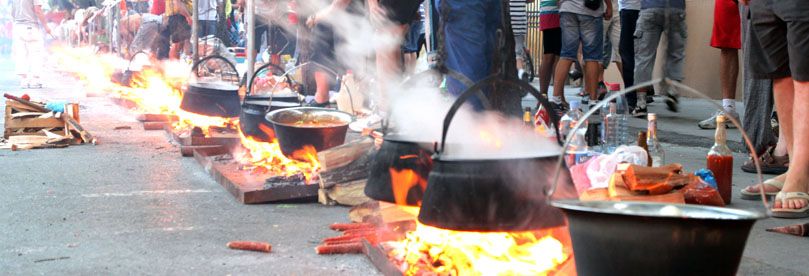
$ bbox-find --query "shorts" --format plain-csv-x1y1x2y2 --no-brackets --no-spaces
130,21,162,55
749,0,809,81
167,14,190,43
542,27,561,55
310,23,344,74
402,20,424,53
710,0,741,49
514,34,526,57
379,0,423,25
602,14,621,66
559,12,603,62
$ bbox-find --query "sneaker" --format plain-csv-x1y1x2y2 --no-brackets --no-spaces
549,101,569,123
646,95,655,103
631,106,648,118
699,110,740,129
305,100,329,108
569,69,583,82
664,93,679,112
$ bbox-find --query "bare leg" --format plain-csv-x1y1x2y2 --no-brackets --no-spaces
778,80,809,210
720,48,739,100
553,58,574,102
314,71,330,104
771,77,807,210
584,61,600,101
540,54,559,95
403,52,417,76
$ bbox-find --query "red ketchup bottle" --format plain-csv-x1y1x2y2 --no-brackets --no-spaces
707,114,733,205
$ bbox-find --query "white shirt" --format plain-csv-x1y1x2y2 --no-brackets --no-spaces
619,0,641,10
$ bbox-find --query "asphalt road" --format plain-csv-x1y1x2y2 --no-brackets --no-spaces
1,56,807,275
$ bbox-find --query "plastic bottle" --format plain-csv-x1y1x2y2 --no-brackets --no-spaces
559,100,586,141
603,102,619,153
646,113,665,167
707,114,733,205
561,101,590,166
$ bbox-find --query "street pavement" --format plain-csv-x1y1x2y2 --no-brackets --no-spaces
1,55,807,275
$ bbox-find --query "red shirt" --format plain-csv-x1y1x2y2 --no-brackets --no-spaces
151,0,166,15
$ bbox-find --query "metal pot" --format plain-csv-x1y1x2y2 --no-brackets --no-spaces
553,200,764,276
180,55,241,117
417,75,571,232
240,63,301,142
365,134,434,206
265,107,353,158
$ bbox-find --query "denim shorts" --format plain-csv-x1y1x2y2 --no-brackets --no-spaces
402,20,424,53
559,12,603,62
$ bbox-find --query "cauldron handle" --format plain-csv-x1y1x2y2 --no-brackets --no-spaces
190,54,239,84
246,62,293,111
437,75,562,154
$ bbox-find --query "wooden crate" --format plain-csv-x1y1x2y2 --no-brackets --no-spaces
3,100,78,139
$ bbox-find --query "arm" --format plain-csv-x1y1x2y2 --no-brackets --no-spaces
307,0,351,27
33,3,51,34
603,0,612,20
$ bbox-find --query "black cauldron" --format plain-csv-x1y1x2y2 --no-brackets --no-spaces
240,63,301,141
179,55,241,117
265,107,353,158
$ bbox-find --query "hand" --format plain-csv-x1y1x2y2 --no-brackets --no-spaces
367,0,388,27
604,6,613,20
306,14,317,28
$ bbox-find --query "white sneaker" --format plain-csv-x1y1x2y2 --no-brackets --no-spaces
698,110,740,129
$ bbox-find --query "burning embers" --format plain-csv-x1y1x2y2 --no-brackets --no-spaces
236,131,321,183
384,223,570,275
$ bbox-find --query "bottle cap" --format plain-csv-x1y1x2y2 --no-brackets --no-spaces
716,114,726,123
570,100,581,110
647,113,657,120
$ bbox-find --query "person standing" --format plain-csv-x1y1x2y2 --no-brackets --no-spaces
630,0,686,117
617,0,639,109
11,0,51,88
599,0,621,90
197,0,218,38
742,0,809,218
538,0,561,105
699,0,742,128
402,4,424,76
163,0,192,59
510,0,531,80
550,0,612,114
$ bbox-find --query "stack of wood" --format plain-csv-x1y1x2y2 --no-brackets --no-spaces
2,94,95,150
316,137,375,206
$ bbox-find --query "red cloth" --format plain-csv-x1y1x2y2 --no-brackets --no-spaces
710,0,741,49
151,0,166,15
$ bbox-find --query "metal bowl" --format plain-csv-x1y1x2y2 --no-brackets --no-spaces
552,200,765,276
265,107,353,158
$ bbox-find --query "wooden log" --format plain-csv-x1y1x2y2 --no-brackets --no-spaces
143,121,171,130
317,137,374,171
136,114,178,122
318,149,373,189
318,179,371,206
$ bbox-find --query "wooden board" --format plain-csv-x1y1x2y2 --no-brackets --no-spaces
4,100,71,139
362,239,404,276
136,114,178,122
192,148,319,204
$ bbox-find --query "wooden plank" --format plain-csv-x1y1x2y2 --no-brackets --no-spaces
192,149,319,204
143,121,171,130
136,114,178,122
319,179,370,206
318,149,373,189
5,117,65,129
362,239,404,276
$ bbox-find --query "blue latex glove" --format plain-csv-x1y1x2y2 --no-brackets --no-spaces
45,101,68,112
695,169,718,189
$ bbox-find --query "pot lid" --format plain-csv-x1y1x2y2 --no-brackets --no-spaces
551,200,766,220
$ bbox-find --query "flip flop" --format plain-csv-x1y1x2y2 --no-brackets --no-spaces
740,178,784,200
772,191,809,219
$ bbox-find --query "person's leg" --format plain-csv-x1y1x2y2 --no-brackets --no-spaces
552,12,581,105
580,14,603,102
515,34,526,79
375,24,407,85
720,48,739,113
783,80,809,210
632,9,663,116
620,9,639,108
540,28,561,95
11,24,29,87
662,9,687,112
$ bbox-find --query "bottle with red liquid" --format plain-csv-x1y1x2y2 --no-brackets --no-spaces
707,114,733,204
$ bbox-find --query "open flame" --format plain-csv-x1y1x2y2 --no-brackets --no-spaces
236,128,321,182
389,168,427,206
53,47,320,181
386,223,570,275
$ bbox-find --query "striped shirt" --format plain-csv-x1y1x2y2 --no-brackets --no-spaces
510,0,527,35
539,0,560,30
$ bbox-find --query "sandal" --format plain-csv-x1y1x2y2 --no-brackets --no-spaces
772,191,809,219
740,178,784,200
741,146,789,175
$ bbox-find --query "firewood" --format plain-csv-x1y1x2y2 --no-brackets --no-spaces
330,222,375,231
318,150,374,188
226,241,272,253
318,179,371,206
315,243,364,254
317,137,374,171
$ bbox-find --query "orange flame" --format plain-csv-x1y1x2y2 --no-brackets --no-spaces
388,168,427,205
387,223,570,275
236,129,321,182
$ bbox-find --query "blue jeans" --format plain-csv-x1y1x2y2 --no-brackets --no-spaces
198,20,218,38
559,12,604,62
436,0,501,109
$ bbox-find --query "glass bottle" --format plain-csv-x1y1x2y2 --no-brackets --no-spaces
646,113,665,167
707,114,733,205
